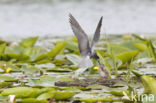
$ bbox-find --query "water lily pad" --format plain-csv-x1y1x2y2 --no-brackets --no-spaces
80,96,114,103
46,68,71,72
37,92,54,100
0,82,13,88
116,50,139,64
66,54,81,66
52,91,75,100
58,76,74,82
34,42,66,61
65,40,78,51
141,75,156,94
1,87,38,98
35,88,55,97
19,98,48,103
21,65,40,74
61,65,78,70
19,37,39,48
7,53,30,61
120,40,140,50
146,40,156,61
47,42,66,58
110,90,129,96
0,43,6,54
108,43,131,55
134,43,147,52
0,75,15,81
28,75,73,87
28,76,56,87
62,86,88,91
34,53,48,62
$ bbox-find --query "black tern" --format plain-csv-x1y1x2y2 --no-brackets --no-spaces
69,14,102,68
69,14,109,78
69,14,102,59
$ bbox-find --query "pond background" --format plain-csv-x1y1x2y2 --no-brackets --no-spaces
0,0,156,38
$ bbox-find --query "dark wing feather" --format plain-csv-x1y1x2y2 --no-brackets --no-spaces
69,14,90,56
91,16,103,50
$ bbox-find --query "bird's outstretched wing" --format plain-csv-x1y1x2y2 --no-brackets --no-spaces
69,14,90,56
91,16,103,51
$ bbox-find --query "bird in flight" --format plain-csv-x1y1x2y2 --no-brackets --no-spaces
69,14,108,77
69,14,109,78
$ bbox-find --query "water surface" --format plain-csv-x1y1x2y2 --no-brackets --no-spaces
0,0,156,38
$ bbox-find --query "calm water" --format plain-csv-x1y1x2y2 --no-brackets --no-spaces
0,0,156,38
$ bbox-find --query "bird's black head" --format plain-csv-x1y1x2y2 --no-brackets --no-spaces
90,51,99,60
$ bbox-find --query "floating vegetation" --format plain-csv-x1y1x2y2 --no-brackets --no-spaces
0,34,156,103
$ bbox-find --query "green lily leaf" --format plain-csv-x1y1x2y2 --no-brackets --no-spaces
28,75,73,87
19,37,39,48
58,76,73,82
108,43,131,55
141,75,156,95
1,87,38,98
1,46,31,61
0,94,7,102
0,75,15,81
7,53,30,61
65,39,78,51
34,53,48,62
28,47,46,61
132,71,143,77
0,82,13,88
21,65,40,74
35,60,52,64
2,63,21,72
110,90,129,96
37,92,54,100
52,91,75,100
0,39,10,45
28,75,57,87
19,98,48,103
47,42,66,58
61,65,78,70
80,96,114,103
37,91,75,101
120,40,140,50
52,59,66,66
62,86,88,91
46,68,71,72
35,88,55,97
66,54,81,65
34,42,66,61
0,43,6,54
5,46,22,54
134,43,147,52
116,50,139,64
22,47,33,56
146,40,156,61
